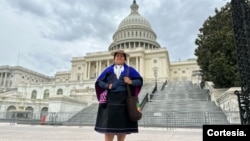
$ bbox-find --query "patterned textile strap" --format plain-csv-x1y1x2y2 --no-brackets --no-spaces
99,90,108,103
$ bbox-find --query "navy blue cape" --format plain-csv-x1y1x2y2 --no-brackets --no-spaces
95,63,143,101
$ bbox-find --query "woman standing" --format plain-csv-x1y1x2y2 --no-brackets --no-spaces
94,50,143,141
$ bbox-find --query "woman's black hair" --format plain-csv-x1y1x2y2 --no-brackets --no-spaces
114,52,127,61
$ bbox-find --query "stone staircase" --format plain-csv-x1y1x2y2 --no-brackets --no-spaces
64,103,98,126
64,81,229,128
64,82,156,126
140,81,229,127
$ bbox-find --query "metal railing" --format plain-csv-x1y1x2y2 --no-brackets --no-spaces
0,111,240,128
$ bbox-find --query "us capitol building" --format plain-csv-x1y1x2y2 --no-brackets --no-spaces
0,1,200,120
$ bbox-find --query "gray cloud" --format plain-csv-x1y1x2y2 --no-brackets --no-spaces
0,0,230,75
40,0,128,42
6,0,48,17
142,0,230,61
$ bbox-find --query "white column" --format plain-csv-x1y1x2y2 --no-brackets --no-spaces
3,72,7,87
13,73,18,87
127,56,130,65
0,73,3,86
86,62,89,79
136,57,139,71
140,56,144,76
106,60,109,67
84,62,88,79
88,62,91,79
99,61,102,75
7,73,11,87
95,61,98,78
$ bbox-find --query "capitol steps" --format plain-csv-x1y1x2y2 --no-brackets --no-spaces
64,103,99,126
65,81,229,127
140,81,229,127
64,82,156,126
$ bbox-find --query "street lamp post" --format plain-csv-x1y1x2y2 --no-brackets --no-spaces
153,67,158,91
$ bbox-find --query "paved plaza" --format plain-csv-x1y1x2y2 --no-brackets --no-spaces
0,123,202,141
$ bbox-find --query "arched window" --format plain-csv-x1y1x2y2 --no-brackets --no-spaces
57,89,63,95
40,107,48,119
43,89,49,99
7,105,16,111
25,107,34,112
31,90,37,99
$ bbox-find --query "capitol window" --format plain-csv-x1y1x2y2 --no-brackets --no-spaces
31,90,37,99
43,89,49,99
57,89,63,95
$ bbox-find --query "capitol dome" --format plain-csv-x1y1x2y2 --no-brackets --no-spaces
118,4,152,31
108,0,161,51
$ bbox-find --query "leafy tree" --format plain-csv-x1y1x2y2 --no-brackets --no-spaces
194,2,240,88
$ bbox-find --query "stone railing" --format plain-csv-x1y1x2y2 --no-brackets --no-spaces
204,81,241,124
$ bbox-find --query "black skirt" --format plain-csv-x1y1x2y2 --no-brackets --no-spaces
95,91,138,134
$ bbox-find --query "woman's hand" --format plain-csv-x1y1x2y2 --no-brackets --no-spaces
123,77,132,84
108,84,112,89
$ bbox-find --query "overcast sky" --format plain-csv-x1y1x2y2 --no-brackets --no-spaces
0,0,230,76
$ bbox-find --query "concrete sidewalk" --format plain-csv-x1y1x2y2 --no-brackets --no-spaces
0,123,202,141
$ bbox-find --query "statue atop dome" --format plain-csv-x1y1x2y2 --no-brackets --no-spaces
130,0,139,14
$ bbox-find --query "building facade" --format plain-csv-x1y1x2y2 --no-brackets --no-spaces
0,1,200,121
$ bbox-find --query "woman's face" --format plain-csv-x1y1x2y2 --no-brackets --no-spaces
114,53,125,65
